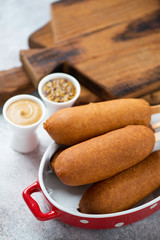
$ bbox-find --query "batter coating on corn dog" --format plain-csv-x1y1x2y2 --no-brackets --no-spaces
50,125,155,186
79,151,160,214
44,98,151,145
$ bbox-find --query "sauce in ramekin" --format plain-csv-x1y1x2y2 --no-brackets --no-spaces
6,99,42,126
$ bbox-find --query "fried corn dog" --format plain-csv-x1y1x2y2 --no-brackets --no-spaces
44,98,151,145
79,151,160,214
51,125,155,186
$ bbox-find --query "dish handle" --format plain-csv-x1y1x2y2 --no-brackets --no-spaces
22,181,58,221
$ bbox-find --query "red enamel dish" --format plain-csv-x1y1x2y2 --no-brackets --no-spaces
23,142,160,229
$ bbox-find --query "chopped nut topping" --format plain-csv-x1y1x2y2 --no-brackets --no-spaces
42,78,76,103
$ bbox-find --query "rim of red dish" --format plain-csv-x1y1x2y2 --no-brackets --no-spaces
38,142,160,219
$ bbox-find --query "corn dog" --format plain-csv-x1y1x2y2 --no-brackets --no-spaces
44,98,151,145
79,151,160,214
51,125,155,186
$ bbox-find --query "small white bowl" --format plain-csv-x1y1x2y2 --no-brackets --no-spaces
38,73,81,117
3,94,46,153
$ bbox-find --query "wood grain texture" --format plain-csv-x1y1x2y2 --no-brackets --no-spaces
51,0,159,43
142,90,160,105
26,0,160,103
74,84,101,105
20,49,101,105
21,9,160,100
1,0,160,106
0,67,35,105
113,9,160,42
28,22,54,48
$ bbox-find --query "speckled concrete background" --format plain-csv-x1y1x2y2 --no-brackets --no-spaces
0,1,160,239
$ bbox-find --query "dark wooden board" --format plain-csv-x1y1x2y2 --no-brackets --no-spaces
143,91,160,105
51,0,159,44
0,67,35,105
28,10,160,105
20,49,101,105
28,22,54,48
20,8,160,100
2,0,160,105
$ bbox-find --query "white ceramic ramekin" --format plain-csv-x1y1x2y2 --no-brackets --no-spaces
3,94,46,153
38,73,81,117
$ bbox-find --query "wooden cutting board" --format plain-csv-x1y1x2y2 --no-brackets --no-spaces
1,0,160,105
50,0,159,43
29,22,54,48
0,67,35,105
20,48,101,105
21,20,160,100
27,0,160,100
27,20,160,105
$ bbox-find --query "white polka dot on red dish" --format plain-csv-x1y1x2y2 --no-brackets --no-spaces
150,203,158,209
80,220,89,224
115,222,124,227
